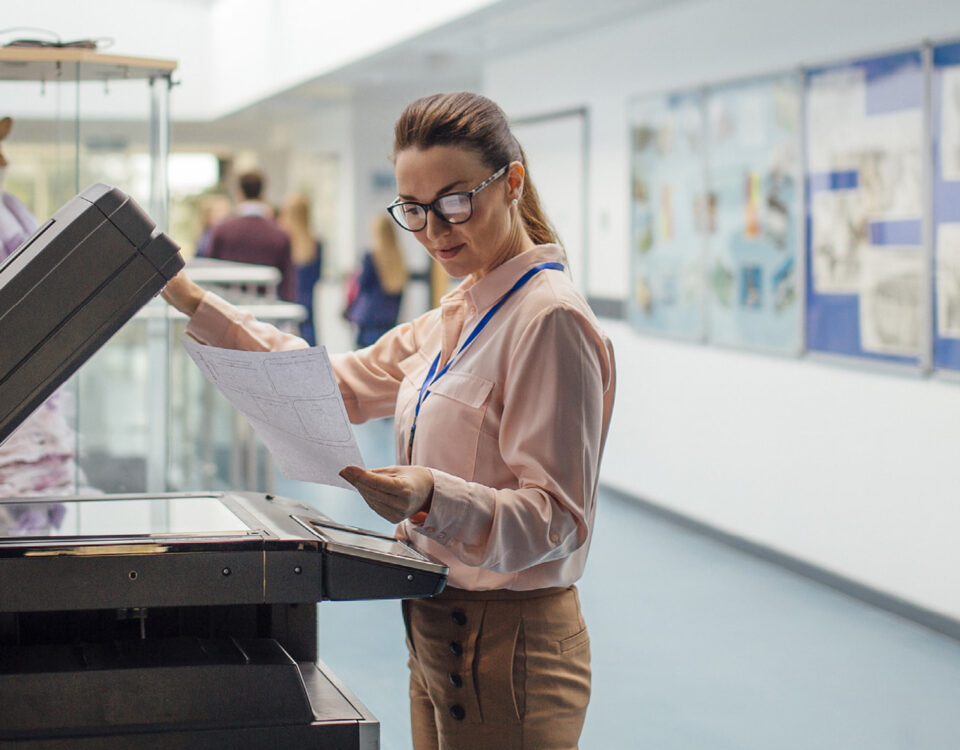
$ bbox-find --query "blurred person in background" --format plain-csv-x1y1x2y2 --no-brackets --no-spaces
344,213,409,347
193,193,232,258
279,192,323,346
207,170,295,301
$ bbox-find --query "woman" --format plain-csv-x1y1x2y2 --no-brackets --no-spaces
161,91,616,750
279,192,323,345
345,214,408,347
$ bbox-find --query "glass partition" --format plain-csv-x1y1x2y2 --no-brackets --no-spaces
1,50,304,500
0,49,175,498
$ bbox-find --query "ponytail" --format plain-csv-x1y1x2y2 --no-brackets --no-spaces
515,144,558,246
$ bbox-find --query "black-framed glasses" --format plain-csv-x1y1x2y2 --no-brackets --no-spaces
386,164,509,232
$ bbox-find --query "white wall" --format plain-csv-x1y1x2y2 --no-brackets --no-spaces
485,0,960,620
512,113,587,287
282,103,356,272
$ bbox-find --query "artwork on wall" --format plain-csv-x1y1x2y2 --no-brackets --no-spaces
803,50,926,365
628,91,706,340
704,74,803,353
933,41,960,371
626,39,960,377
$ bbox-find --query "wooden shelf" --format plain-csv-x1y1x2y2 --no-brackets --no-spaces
0,47,177,82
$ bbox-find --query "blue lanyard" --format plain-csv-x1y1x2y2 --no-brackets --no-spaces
407,261,564,460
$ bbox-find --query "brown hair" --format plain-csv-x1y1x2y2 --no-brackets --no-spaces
238,170,264,200
392,92,558,246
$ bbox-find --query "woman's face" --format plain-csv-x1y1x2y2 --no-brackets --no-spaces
393,145,524,280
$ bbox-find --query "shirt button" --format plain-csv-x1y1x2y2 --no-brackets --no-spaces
425,526,436,534
449,641,463,657
550,533,560,545
448,672,463,688
436,532,446,542
451,609,467,626
449,704,466,721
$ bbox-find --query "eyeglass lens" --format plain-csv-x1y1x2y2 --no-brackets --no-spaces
435,194,472,222
392,193,473,231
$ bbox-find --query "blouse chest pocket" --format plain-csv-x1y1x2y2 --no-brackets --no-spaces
416,371,494,481
398,351,431,395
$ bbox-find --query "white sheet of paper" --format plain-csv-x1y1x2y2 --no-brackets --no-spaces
182,340,364,489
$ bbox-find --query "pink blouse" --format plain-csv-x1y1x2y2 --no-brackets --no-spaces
186,244,616,591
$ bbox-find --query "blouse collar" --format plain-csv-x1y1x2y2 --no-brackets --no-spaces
440,244,565,316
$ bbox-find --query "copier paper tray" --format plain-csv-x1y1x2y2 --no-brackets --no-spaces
0,183,183,445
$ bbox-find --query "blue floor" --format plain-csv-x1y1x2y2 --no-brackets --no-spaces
276,419,960,750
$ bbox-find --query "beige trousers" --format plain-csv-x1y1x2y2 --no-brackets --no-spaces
402,585,591,750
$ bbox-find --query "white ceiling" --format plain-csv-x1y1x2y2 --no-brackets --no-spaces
3,0,684,149
211,0,680,124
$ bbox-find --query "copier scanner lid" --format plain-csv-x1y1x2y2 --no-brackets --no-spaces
0,183,184,445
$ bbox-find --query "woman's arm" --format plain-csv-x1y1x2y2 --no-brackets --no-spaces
161,270,309,353
160,270,205,317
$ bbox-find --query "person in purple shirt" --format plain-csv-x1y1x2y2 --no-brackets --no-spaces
0,116,87,509
207,170,295,301
0,117,38,258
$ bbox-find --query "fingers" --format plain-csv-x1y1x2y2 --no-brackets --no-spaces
161,271,204,316
340,466,413,523
342,466,407,494
339,465,433,523
338,465,366,485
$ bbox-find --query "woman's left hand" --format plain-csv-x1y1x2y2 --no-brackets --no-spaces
339,465,434,523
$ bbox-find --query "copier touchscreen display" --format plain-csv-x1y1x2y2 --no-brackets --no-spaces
0,496,251,539
308,522,430,562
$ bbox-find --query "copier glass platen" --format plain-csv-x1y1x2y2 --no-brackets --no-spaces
0,186,449,749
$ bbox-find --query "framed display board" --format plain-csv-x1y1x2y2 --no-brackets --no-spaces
804,49,926,366
628,91,706,339
704,74,803,353
932,41,960,371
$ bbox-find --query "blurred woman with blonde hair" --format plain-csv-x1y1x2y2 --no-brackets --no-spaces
345,213,409,347
279,192,323,345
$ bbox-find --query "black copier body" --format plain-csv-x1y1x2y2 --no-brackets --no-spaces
0,185,448,749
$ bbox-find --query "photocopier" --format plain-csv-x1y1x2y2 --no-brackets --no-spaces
0,184,448,749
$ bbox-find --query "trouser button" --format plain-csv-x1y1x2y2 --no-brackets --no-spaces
448,672,463,688
449,641,463,656
449,704,466,721
451,608,467,626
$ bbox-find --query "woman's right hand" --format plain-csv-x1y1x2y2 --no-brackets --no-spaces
338,465,435,524
161,270,205,317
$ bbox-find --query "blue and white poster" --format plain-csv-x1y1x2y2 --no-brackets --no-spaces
705,75,802,353
628,91,706,339
805,50,925,365
933,41,960,371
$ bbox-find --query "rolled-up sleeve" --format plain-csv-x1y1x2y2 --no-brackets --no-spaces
330,319,430,423
185,292,309,352
412,305,611,574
